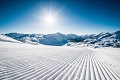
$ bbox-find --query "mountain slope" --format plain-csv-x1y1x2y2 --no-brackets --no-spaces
0,34,20,43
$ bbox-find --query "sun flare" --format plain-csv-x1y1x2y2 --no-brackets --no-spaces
38,2,64,28
45,16,55,26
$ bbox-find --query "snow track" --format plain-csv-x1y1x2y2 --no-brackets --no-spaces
0,42,120,80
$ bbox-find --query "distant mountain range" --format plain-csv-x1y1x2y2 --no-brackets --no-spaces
66,30,120,48
3,30,120,48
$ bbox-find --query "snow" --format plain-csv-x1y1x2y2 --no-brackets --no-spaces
0,41,120,80
0,34,20,43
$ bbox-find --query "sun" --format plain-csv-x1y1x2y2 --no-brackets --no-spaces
45,16,55,26
38,2,64,28
42,12,58,27
40,11,57,27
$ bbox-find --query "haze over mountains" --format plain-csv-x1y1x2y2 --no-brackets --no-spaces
1,30,120,48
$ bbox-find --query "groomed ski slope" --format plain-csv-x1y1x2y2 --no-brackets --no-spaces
0,41,120,80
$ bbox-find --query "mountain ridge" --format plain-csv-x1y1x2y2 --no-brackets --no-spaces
4,30,120,48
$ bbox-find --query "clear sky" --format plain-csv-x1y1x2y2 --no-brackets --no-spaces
0,0,120,35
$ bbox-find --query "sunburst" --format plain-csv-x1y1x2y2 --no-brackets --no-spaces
38,2,64,27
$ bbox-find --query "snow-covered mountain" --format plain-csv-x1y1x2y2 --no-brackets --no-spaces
0,34,20,43
66,30,120,48
5,30,120,47
84,30,120,48
5,32,82,46
5,33,43,45
5,32,66,46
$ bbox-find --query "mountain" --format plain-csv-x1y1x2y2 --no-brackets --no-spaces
5,30,120,48
5,32,83,46
5,32,68,46
5,33,43,45
0,34,20,43
91,30,120,48
66,30,120,48
39,32,68,46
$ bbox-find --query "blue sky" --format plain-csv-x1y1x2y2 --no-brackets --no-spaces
0,0,120,35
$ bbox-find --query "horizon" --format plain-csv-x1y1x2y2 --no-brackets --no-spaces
0,0,120,35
